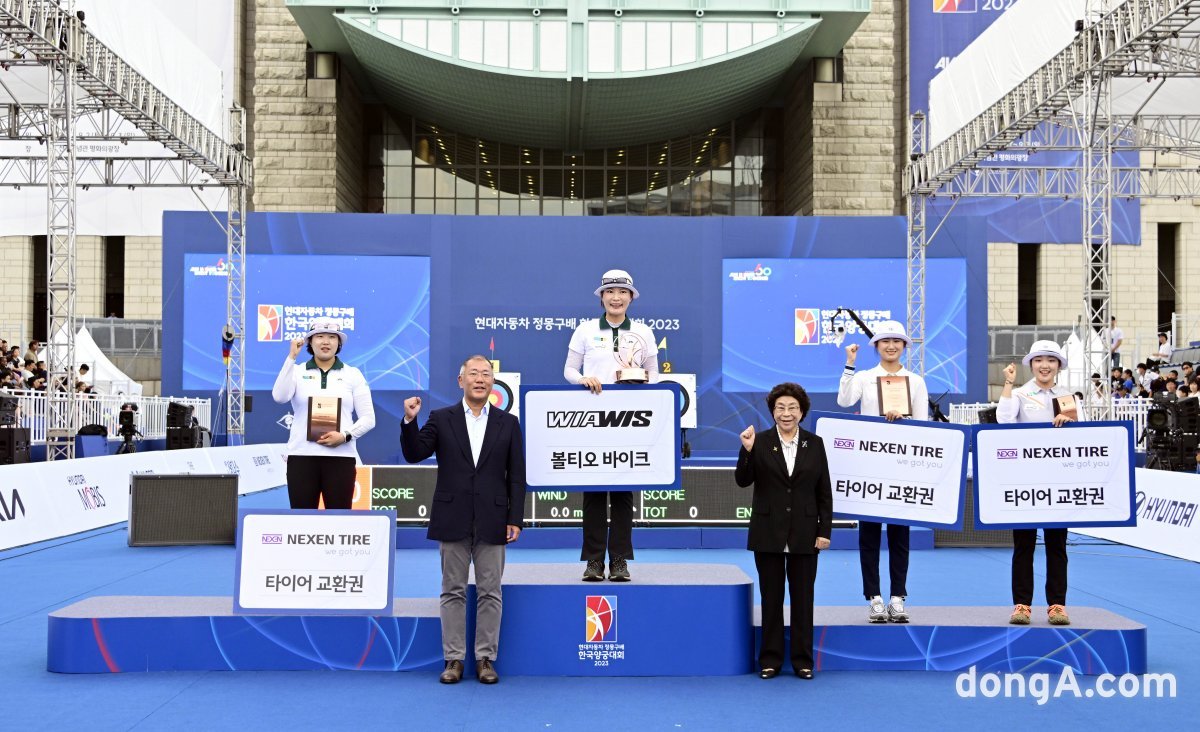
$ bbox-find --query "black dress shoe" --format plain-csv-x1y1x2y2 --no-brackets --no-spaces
439,660,464,684
476,658,499,684
795,668,814,680
758,667,778,679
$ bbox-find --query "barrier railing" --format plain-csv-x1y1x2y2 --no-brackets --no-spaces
949,398,1152,451
3,390,210,443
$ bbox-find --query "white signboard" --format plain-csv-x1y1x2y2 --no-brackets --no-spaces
812,412,968,529
235,509,396,615
0,444,287,552
521,384,681,491
974,423,1136,529
1077,468,1200,562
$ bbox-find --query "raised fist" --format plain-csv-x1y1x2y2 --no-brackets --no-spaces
740,424,756,452
845,344,859,366
404,396,422,420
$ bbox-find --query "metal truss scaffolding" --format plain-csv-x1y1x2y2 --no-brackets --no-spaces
905,0,1200,413
0,0,253,458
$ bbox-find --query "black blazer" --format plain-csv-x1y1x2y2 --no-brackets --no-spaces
400,404,526,545
734,426,833,554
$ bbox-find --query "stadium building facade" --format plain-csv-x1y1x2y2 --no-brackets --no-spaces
0,0,1198,389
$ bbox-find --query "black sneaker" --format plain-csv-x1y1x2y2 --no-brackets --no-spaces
582,559,605,581
608,558,630,582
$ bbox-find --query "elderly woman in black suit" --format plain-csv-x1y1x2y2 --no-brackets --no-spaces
735,382,833,680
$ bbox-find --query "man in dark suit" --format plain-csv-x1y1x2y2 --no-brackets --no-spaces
401,355,526,685
735,382,833,680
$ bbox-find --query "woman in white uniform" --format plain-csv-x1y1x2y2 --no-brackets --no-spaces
996,339,1079,626
836,320,928,623
272,318,375,509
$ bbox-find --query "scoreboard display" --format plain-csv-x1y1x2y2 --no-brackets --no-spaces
365,466,756,525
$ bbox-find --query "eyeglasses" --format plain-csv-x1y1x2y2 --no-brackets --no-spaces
464,370,493,379
773,404,802,414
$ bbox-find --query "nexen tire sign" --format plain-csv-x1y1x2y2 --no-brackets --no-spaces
521,384,681,492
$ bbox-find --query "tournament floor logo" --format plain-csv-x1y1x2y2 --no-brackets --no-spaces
258,304,283,341
794,308,820,345
586,595,617,643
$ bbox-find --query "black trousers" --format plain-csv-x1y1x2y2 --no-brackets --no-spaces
286,455,357,509
755,552,819,672
580,491,634,562
1012,528,1068,606
859,521,910,599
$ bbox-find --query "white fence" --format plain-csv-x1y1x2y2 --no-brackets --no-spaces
2,390,210,443
949,398,1152,452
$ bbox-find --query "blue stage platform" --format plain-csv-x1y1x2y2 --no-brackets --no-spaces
757,606,1146,675
47,564,1144,677
395,525,936,550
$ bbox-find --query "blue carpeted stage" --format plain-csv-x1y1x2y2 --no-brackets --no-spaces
3,487,1196,731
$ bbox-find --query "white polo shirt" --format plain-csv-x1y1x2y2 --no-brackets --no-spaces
996,379,1088,424
837,363,930,420
272,357,375,458
564,316,659,384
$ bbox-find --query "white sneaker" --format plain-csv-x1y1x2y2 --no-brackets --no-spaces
887,596,909,623
868,595,887,623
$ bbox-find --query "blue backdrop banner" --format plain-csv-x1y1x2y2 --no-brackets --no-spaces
163,213,989,464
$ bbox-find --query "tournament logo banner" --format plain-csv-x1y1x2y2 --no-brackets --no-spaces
235,508,396,615
812,412,969,530
521,384,681,492
973,422,1137,529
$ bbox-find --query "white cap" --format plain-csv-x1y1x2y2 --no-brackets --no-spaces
1022,339,1067,368
305,318,347,346
868,320,912,347
594,269,640,299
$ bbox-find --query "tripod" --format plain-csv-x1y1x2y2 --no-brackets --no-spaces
116,427,139,454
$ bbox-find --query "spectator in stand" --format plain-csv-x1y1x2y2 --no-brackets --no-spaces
1163,380,1178,397
1121,369,1135,392
1109,367,1123,391
1107,317,1124,368
1181,362,1194,382
1188,381,1199,397
1155,333,1173,364
1136,363,1158,392
78,364,91,386
1177,386,1190,400
33,360,47,381
23,340,40,364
